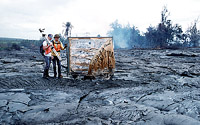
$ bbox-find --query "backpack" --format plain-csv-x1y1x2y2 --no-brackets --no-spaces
40,44,45,56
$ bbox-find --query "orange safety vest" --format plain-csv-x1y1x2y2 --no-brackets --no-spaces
45,46,51,55
53,40,61,52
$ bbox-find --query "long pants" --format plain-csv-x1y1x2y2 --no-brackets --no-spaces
44,56,51,71
52,56,61,76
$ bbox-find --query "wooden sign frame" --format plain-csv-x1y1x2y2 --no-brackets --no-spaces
67,37,115,78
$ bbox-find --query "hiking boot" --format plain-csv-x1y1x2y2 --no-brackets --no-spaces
43,69,48,78
46,70,50,77
58,75,63,79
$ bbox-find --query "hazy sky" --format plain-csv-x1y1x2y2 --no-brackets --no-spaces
0,0,200,40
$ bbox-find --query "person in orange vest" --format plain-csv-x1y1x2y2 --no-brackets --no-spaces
43,34,53,78
52,34,67,78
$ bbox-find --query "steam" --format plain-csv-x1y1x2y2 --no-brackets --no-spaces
107,20,144,49
107,20,134,49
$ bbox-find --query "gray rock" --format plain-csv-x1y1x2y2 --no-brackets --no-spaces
1,48,200,124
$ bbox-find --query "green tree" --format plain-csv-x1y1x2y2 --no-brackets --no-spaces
145,6,185,49
186,19,200,47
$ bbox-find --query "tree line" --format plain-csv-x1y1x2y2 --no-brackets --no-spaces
108,6,200,49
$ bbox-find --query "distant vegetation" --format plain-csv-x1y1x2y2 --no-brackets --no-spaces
108,6,200,49
0,37,40,51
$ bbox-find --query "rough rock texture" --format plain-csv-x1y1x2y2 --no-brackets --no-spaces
0,48,200,124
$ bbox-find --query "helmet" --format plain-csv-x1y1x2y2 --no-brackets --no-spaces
48,34,53,38
54,34,60,38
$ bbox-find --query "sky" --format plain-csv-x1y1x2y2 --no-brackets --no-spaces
0,0,200,40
